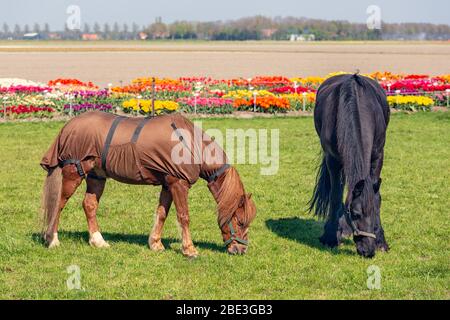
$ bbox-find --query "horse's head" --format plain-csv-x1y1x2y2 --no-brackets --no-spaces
208,166,257,255
345,179,381,258
220,193,256,255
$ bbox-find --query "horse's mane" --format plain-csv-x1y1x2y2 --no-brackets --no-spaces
336,74,376,210
215,167,256,228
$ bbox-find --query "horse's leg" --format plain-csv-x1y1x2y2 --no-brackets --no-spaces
168,178,198,258
320,155,344,247
149,187,173,252
371,152,389,252
374,211,389,252
83,176,109,248
46,165,83,248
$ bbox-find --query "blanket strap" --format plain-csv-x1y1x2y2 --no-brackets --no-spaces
131,117,153,144
205,164,230,183
87,171,106,181
59,159,85,177
170,122,189,149
101,116,125,171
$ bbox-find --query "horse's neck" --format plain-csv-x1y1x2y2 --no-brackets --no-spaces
206,176,222,203
206,167,242,204
199,138,228,180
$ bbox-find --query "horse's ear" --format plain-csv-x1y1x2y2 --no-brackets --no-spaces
238,195,246,208
373,178,382,194
353,180,365,198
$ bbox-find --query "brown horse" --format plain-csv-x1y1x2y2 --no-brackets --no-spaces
40,111,256,257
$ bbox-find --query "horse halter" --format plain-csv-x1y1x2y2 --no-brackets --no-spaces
223,220,248,247
343,207,377,239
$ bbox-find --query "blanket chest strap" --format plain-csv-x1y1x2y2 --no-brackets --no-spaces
101,116,125,171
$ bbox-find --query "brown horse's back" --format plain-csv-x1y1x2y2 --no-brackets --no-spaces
40,111,224,185
41,111,115,171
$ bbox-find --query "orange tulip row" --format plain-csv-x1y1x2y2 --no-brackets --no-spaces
234,96,291,110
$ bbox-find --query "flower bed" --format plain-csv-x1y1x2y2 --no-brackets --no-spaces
0,73,448,120
177,97,234,114
0,105,55,118
270,85,311,94
48,78,98,91
234,96,290,113
0,85,51,94
387,95,435,111
63,103,113,115
223,90,275,99
122,99,179,115
282,92,316,111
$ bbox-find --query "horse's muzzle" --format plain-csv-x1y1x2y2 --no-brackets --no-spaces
355,236,376,258
227,243,248,255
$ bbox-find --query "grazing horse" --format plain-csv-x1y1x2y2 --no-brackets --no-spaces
309,73,390,258
40,111,256,257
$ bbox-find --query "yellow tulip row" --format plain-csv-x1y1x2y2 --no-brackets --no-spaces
122,99,179,113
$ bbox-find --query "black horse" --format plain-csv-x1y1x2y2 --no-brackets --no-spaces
309,73,390,258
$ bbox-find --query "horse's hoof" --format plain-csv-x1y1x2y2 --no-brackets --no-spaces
319,235,339,248
91,241,110,248
377,242,390,252
89,232,110,248
149,240,165,252
182,247,199,259
46,233,60,248
48,238,60,248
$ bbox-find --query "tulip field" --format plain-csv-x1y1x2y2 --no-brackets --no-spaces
0,72,449,120
0,110,449,299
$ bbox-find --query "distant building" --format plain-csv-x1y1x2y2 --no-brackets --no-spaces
48,33,61,40
23,33,40,40
151,30,170,39
289,34,315,42
139,32,149,40
82,33,100,41
261,28,277,39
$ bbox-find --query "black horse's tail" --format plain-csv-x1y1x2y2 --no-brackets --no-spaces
308,155,331,218
337,74,366,189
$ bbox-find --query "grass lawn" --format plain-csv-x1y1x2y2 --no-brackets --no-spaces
0,112,449,299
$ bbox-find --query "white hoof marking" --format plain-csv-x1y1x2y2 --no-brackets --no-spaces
89,231,110,248
47,233,60,248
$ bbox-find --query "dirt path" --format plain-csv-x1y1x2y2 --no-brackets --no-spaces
0,42,448,87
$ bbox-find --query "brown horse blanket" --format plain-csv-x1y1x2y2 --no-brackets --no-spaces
41,111,227,185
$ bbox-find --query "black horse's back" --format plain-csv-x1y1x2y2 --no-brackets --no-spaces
309,73,390,257
314,74,389,141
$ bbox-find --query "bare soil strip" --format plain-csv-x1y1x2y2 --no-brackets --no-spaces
0,42,448,87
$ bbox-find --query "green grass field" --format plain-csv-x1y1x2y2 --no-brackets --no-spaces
0,112,449,299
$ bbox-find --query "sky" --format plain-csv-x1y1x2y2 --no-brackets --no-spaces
1,0,449,30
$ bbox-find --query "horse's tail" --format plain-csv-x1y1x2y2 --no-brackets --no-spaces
308,155,331,218
337,74,366,189
41,166,62,239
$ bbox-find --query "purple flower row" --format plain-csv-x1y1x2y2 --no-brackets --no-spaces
63,103,113,113
70,89,110,99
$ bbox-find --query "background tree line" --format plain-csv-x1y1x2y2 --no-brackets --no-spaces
1,16,449,40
